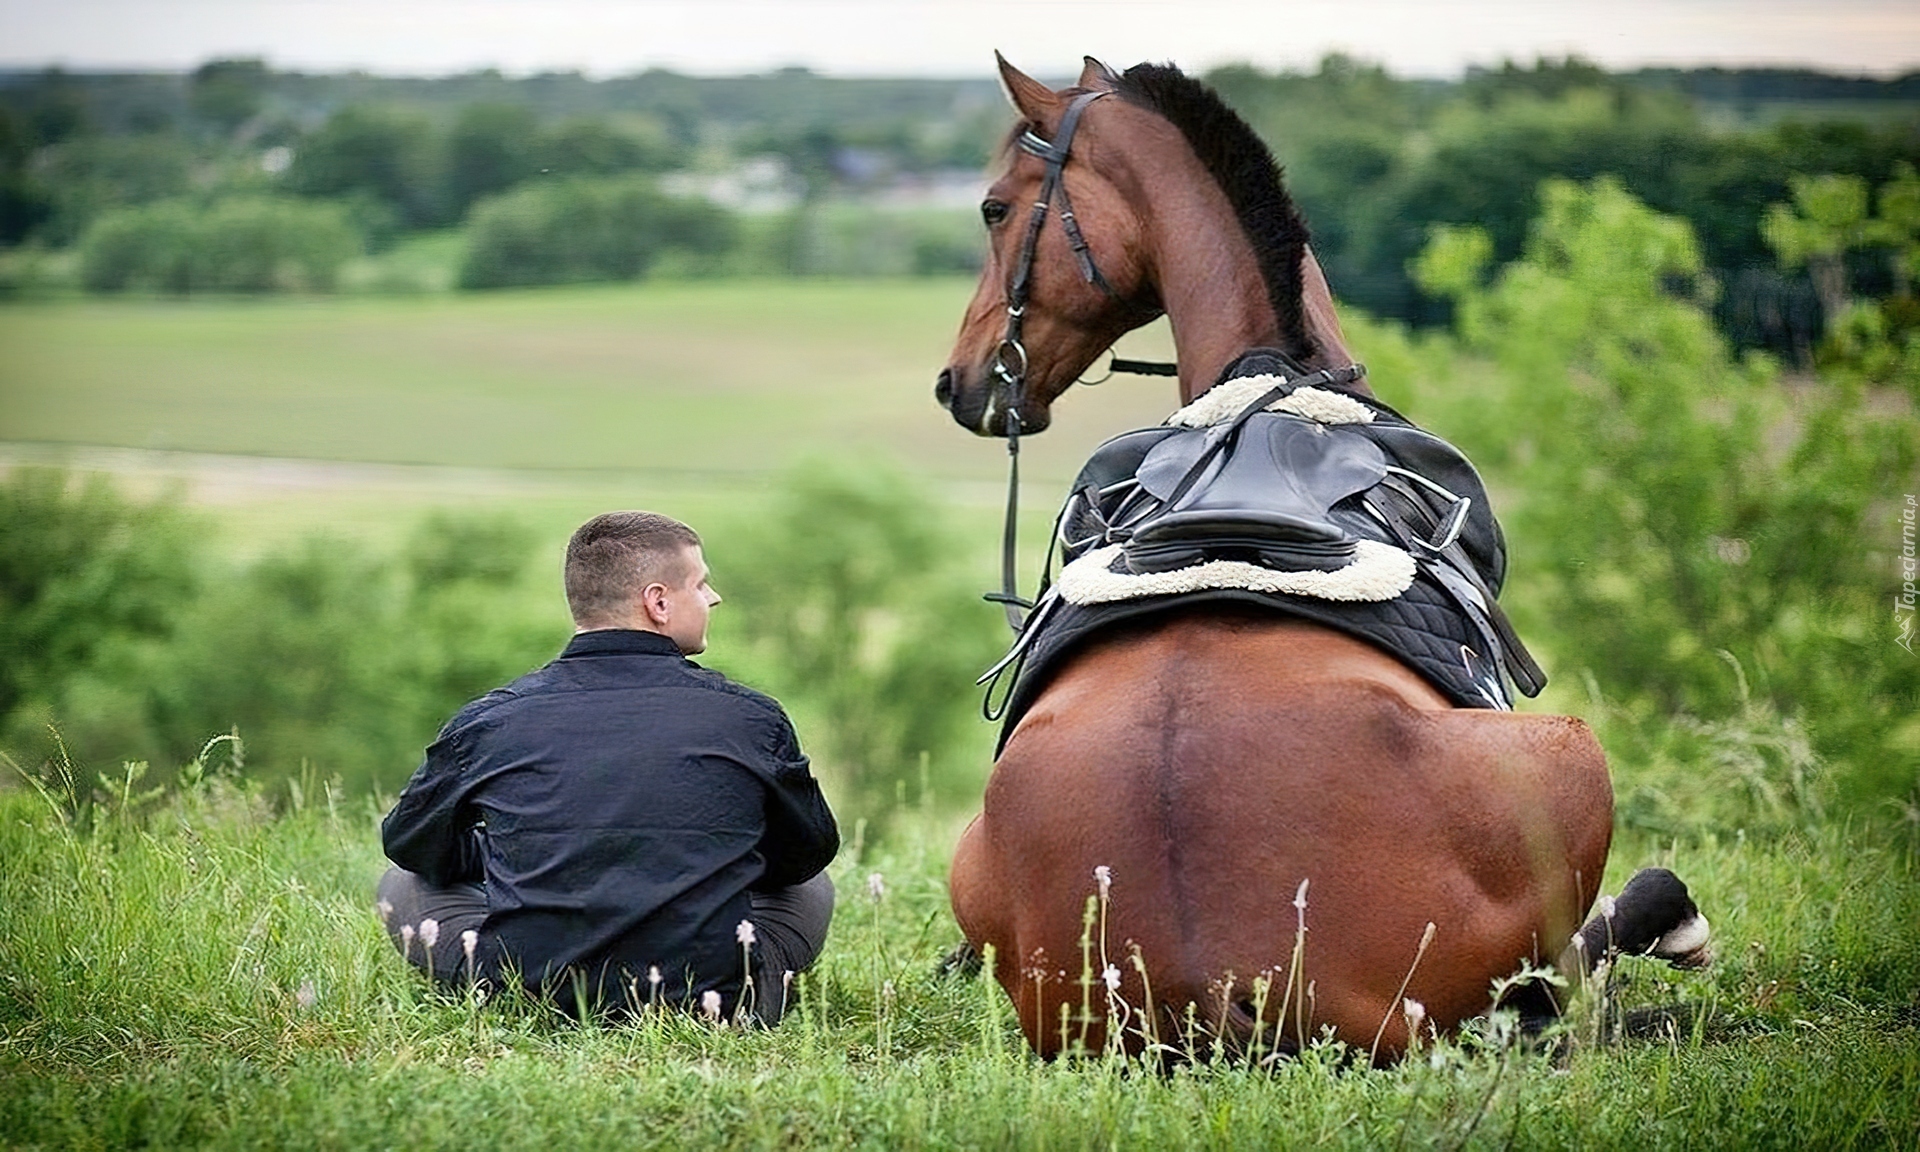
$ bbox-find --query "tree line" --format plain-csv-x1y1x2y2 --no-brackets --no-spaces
1,55,1916,349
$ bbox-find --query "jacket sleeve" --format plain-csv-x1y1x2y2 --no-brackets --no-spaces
380,720,485,886
751,706,840,890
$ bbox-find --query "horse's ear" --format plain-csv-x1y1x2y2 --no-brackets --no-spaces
995,51,1060,121
1078,56,1121,91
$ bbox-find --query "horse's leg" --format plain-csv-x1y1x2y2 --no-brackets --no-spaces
1410,707,1615,1032
1418,708,1615,929
1383,704,1676,1054
938,840,986,981
949,813,993,955
949,813,1027,1016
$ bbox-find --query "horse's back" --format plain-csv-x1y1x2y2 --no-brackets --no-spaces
950,610,1611,1057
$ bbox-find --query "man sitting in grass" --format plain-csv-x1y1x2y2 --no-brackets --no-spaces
377,511,839,1022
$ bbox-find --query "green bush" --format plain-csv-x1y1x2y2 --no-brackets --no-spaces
286,104,443,230
442,103,539,223
458,174,736,289
0,469,197,728
78,196,362,294
29,133,196,246
0,464,1009,821
0,479,564,801
708,462,1005,821
535,115,684,177
1410,178,1919,811
135,513,561,798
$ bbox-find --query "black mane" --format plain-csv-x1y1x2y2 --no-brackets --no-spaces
1112,63,1314,363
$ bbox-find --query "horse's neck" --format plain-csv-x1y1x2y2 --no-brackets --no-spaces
1299,250,1363,395
1148,191,1360,403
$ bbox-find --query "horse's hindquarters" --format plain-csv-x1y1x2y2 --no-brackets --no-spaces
950,615,1612,1060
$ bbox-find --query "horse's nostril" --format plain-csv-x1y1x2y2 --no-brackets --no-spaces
934,369,955,409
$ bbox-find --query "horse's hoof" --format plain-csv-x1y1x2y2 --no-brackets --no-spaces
1654,914,1714,969
1576,867,1713,971
1638,869,1712,968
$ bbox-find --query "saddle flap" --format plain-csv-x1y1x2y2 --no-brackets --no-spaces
1126,415,1389,571
1138,414,1387,513
1073,426,1184,494
1365,424,1508,593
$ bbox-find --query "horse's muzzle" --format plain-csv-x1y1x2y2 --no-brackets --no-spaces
934,367,993,435
934,366,1054,437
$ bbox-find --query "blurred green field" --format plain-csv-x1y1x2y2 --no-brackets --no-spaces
0,280,1180,540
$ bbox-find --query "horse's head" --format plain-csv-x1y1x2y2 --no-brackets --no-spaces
937,56,1355,438
935,55,1164,437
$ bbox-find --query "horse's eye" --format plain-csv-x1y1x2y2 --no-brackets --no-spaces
981,199,1010,227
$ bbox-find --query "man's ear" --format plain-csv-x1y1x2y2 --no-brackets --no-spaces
639,581,672,628
996,51,1061,125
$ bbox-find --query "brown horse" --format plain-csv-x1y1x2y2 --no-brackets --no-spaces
937,56,1708,1062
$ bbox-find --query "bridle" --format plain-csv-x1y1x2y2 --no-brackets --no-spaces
990,89,1118,413
985,90,1174,630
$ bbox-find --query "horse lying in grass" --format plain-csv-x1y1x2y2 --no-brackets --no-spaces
934,54,1710,1062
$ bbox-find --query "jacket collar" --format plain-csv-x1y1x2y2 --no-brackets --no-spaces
560,629,686,659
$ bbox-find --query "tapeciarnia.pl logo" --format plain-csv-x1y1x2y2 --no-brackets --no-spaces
1898,494,1917,654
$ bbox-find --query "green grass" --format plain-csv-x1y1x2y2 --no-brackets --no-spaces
1,777,1915,1150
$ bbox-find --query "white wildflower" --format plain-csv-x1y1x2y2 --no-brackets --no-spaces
1293,878,1310,912
1102,964,1121,992
648,965,663,990
1599,894,1617,920
418,918,440,950
1093,865,1112,898
700,990,722,1021
736,919,756,947
461,929,479,964
400,923,416,957
867,872,886,900
1403,997,1427,1035
375,899,394,925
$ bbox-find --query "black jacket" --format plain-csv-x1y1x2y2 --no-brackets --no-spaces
381,629,838,1013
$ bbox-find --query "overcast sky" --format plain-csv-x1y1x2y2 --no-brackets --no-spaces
2,0,1916,79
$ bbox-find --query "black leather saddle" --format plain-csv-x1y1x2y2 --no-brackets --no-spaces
1123,411,1385,573
980,350,1546,737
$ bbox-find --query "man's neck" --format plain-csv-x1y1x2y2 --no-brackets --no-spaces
576,621,655,636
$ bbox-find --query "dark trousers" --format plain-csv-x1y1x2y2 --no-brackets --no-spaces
375,865,835,1024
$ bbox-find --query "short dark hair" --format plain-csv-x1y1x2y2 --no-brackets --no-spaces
564,511,701,627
